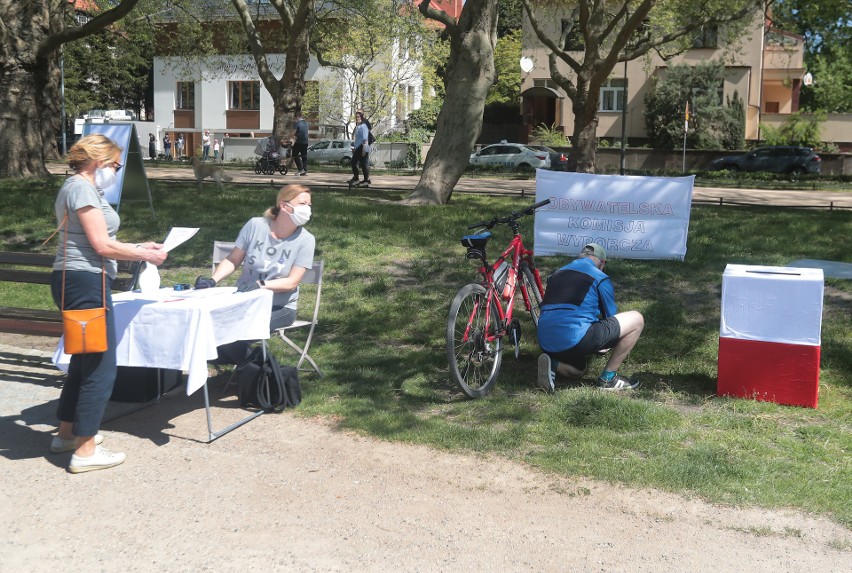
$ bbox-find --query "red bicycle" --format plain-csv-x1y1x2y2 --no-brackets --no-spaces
446,199,550,398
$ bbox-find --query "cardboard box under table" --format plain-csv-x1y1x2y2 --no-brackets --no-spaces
717,264,824,408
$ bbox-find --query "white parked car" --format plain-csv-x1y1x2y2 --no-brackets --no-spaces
469,143,549,173
307,139,354,165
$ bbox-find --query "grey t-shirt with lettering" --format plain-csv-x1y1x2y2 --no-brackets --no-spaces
53,175,120,278
234,217,315,310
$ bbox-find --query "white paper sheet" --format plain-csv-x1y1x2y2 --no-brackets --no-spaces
162,227,200,253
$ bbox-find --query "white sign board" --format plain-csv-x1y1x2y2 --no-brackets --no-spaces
534,171,694,260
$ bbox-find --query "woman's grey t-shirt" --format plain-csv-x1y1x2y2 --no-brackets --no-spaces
234,217,315,310
53,175,120,278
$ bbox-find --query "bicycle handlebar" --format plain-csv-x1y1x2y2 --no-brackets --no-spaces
466,198,552,230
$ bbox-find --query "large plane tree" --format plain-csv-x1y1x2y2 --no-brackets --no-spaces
404,0,498,205
0,0,142,178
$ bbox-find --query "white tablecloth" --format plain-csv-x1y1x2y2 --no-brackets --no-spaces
53,287,273,395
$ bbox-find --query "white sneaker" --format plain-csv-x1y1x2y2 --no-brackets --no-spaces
50,434,104,454
537,353,556,393
68,446,126,474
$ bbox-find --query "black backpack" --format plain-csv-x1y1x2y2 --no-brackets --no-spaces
233,346,301,412
364,119,376,145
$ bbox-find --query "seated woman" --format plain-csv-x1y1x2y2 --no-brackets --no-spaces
195,184,315,363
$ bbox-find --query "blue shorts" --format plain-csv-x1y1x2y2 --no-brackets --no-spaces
548,316,621,371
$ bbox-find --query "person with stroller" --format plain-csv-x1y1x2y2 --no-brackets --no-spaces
292,114,309,176
348,110,371,188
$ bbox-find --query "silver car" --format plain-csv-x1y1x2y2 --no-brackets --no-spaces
307,139,354,166
469,143,549,173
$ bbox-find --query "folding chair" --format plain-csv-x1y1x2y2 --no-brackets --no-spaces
273,259,324,377
212,240,235,273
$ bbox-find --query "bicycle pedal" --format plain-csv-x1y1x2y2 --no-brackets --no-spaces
510,319,522,358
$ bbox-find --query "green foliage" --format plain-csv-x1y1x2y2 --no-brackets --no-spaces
531,123,570,147
497,0,523,37
3,176,851,526
309,0,432,133
487,29,521,105
644,61,744,150
760,111,825,148
62,5,155,120
800,52,852,113
406,99,442,133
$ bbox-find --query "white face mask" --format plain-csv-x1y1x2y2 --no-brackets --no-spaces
94,166,117,189
287,203,311,226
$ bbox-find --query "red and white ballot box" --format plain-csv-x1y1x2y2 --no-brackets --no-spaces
717,264,824,408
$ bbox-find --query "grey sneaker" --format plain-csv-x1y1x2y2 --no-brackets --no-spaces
537,353,556,393
50,434,103,454
69,446,126,474
597,374,641,391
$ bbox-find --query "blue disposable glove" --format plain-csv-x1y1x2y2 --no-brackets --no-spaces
194,276,217,289
236,281,260,293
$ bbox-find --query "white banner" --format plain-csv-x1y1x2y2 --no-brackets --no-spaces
534,171,694,260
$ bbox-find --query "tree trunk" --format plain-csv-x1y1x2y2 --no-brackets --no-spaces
570,78,601,173
0,2,56,178
1,0,141,178
232,0,312,144
271,24,311,141
406,0,498,205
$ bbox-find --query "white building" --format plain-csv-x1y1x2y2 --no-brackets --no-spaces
152,51,422,159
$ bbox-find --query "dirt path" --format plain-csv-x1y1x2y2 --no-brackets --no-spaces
0,336,849,572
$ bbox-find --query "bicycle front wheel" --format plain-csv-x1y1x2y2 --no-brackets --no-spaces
447,284,503,398
519,263,544,326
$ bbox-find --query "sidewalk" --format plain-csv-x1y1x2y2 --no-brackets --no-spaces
46,162,852,209
1,341,849,571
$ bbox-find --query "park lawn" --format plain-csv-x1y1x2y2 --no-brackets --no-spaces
1,177,850,529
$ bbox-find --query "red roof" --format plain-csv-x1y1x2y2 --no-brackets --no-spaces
70,0,99,12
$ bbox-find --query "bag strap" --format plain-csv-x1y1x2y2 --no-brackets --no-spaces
50,209,106,312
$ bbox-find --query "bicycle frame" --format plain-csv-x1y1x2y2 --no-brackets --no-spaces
448,198,551,398
473,234,544,343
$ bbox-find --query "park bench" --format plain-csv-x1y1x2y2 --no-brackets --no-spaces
0,252,140,337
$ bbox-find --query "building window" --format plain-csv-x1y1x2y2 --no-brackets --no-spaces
229,81,260,110
692,25,718,49
765,101,780,113
534,78,560,91
561,19,584,51
599,78,626,112
176,82,195,110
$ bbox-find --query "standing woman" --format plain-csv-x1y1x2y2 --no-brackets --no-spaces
51,133,168,473
194,184,315,363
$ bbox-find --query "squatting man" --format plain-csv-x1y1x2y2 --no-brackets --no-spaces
536,242,644,392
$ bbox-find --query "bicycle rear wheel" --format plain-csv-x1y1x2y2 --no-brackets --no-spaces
447,284,503,398
519,263,543,326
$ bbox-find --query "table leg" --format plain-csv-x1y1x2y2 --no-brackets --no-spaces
202,339,269,442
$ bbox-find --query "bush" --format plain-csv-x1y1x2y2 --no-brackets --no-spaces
760,112,825,148
645,61,744,150
406,100,441,133
531,123,570,147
